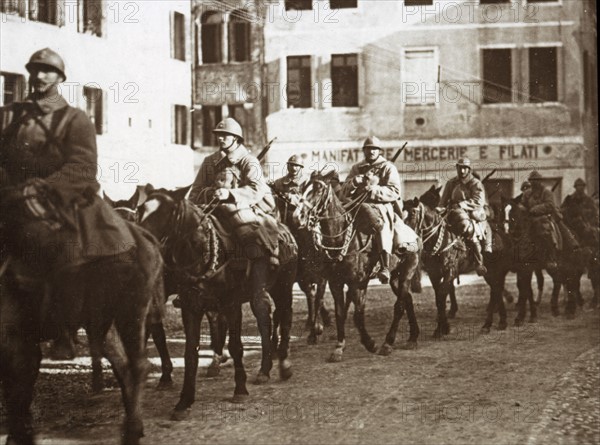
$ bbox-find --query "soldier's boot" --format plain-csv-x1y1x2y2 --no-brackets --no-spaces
377,252,391,285
466,237,487,276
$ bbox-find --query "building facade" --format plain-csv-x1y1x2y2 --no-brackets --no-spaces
1,0,194,197
261,0,598,205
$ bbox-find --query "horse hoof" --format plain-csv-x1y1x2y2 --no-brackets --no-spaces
400,341,418,351
448,310,457,320
231,393,249,404
328,351,343,363
565,312,576,320
480,326,491,335
206,366,220,378
498,321,507,331
307,335,318,345
364,340,377,354
156,379,174,390
279,361,293,380
514,318,524,327
551,307,560,317
315,323,324,336
378,343,393,356
432,329,443,339
171,408,191,421
529,316,537,324
254,372,270,385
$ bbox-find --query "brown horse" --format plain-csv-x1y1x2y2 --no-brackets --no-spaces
294,171,422,361
506,202,586,321
270,185,332,344
138,187,297,419
0,179,164,445
404,197,514,335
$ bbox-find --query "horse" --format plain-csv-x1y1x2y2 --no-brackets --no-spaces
293,170,422,361
270,185,332,344
137,186,297,419
403,196,512,335
506,202,586,321
0,178,164,445
105,187,228,379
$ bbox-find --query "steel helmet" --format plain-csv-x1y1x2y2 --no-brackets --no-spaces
25,48,67,80
456,158,472,169
287,155,304,168
574,178,586,187
528,170,543,181
363,136,382,150
213,118,244,142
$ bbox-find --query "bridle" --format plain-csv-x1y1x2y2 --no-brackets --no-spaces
408,201,453,256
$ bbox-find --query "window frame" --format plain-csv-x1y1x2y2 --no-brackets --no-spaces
286,55,313,109
83,85,104,135
400,46,439,108
330,53,359,108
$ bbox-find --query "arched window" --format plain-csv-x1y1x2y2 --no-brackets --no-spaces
201,11,224,64
229,9,251,62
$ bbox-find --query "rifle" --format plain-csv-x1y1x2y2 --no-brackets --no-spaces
257,137,277,161
481,169,497,184
391,142,408,163
551,178,561,192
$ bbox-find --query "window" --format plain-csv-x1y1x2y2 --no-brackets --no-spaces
83,86,103,135
331,53,358,107
287,56,312,108
78,0,102,37
0,0,25,16
29,0,58,25
229,10,251,62
0,72,26,106
201,106,222,146
528,47,558,103
404,0,433,6
482,48,513,104
200,11,223,64
285,0,312,10
583,51,597,112
173,105,188,145
402,49,437,106
228,104,246,129
171,11,186,61
330,0,357,8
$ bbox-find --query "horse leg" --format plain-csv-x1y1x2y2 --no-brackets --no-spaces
90,327,106,393
249,259,273,384
302,280,322,345
350,285,376,353
549,270,561,317
564,271,578,319
227,303,249,403
328,280,346,362
431,275,450,338
534,268,544,305
0,288,41,445
173,304,201,419
481,279,496,334
150,322,173,388
272,280,294,381
206,309,227,378
448,283,458,319
317,280,333,327
515,270,533,326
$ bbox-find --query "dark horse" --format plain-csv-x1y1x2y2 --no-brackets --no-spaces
507,202,588,321
294,171,422,361
0,179,164,444
270,185,332,344
404,197,513,335
138,187,297,418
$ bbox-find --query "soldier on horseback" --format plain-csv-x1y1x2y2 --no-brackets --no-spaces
188,117,280,316
439,158,491,276
270,154,307,225
523,171,580,270
341,136,401,284
561,178,599,231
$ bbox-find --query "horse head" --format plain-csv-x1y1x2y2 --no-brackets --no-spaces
139,185,192,241
293,170,340,229
103,187,141,222
419,184,442,209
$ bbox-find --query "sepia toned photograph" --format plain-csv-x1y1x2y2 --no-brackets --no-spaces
1,0,598,444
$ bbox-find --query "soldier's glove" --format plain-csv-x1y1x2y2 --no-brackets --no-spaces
364,185,378,199
353,175,365,186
